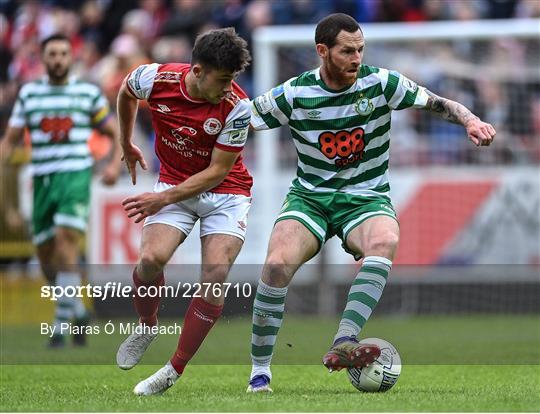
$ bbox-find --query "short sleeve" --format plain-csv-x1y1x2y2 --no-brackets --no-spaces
250,80,294,131
215,99,251,152
384,71,429,110
8,95,26,128
126,63,159,100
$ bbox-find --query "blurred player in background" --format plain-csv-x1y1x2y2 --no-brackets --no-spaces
115,28,252,396
247,13,496,392
0,33,121,347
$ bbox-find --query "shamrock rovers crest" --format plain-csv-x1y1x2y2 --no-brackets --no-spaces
354,95,374,116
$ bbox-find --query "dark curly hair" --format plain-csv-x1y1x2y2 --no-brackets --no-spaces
191,27,251,73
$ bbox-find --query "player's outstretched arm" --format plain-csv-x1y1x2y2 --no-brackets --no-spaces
117,79,148,185
424,90,496,147
122,148,239,223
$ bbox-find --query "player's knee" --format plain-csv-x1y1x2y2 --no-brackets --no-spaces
365,232,399,258
138,251,168,276
201,264,228,284
54,230,80,264
263,253,294,286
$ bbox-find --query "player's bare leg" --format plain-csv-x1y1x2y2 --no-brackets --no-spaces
37,237,64,347
323,216,399,371
36,238,57,284
134,234,243,396
117,224,185,370
248,220,318,393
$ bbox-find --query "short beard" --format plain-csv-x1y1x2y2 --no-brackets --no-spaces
326,53,355,87
47,67,69,83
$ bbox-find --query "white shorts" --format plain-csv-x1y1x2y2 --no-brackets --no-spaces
144,182,251,241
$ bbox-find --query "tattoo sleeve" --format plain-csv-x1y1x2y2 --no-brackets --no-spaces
424,89,479,126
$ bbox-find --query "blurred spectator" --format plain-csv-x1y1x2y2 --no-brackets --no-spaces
160,0,211,42
486,0,519,18
79,0,106,45
99,33,149,108
139,0,168,39
271,0,333,25
212,0,247,31
0,0,538,169
71,37,104,84
151,36,192,63
516,0,540,17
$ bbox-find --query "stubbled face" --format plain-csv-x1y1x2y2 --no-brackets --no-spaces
321,29,364,87
196,66,236,104
42,40,72,82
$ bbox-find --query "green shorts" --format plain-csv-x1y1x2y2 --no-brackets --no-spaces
32,168,92,245
275,186,397,259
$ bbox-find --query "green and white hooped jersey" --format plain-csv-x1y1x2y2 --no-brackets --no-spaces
8,75,110,176
251,65,429,198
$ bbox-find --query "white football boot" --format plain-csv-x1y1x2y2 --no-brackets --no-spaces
116,327,158,370
133,362,180,396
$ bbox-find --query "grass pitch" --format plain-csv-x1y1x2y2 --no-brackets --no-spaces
1,364,539,412
1,315,539,411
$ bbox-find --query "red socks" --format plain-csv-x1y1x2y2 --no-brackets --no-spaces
170,297,223,375
132,269,164,327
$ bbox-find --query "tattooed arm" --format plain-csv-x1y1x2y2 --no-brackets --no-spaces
424,89,496,147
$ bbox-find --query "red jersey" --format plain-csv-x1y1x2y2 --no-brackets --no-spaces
126,63,252,196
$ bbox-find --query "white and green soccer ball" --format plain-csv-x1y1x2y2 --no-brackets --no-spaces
347,338,401,392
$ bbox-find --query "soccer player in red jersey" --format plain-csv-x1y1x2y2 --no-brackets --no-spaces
115,28,252,396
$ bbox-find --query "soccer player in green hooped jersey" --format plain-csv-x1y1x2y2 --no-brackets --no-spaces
247,13,496,392
0,33,122,347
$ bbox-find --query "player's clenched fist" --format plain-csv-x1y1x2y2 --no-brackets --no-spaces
465,119,496,147
122,192,165,223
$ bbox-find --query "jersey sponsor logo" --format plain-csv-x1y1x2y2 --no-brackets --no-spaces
307,110,321,119
203,118,222,135
253,92,275,115
40,116,73,143
157,104,171,113
354,97,374,116
233,117,250,129
160,135,209,158
227,128,248,145
318,127,366,168
164,126,208,158
171,126,197,145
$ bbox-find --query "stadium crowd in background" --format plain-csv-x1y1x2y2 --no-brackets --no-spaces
1,0,539,169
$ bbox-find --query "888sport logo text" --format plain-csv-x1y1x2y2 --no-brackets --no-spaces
318,127,365,168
